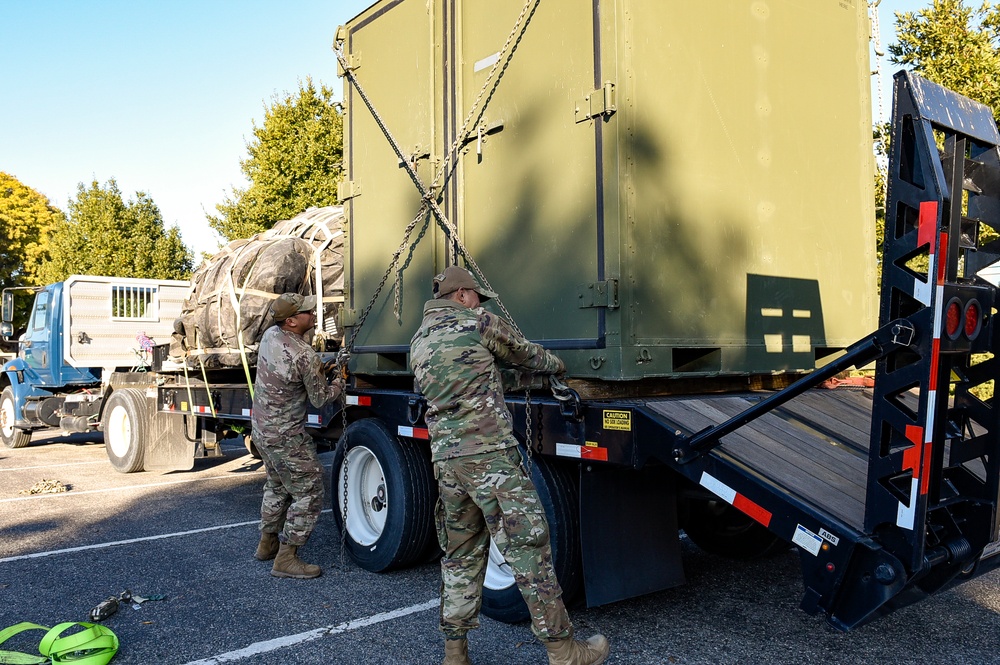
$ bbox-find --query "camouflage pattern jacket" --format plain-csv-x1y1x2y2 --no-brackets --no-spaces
410,299,564,461
251,326,341,440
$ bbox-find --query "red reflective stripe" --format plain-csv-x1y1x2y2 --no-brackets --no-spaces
928,337,941,387
936,232,949,284
918,201,937,248
580,446,608,461
733,494,772,527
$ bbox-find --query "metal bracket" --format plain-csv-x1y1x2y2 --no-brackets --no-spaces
338,179,361,201
577,279,619,309
575,81,616,123
337,53,361,77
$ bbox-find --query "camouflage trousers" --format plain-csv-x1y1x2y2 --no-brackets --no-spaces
256,430,324,547
434,446,572,642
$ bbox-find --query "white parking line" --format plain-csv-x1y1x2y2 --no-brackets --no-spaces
182,599,439,664
0,509,333,563
0,460,108,472
0,471,264,503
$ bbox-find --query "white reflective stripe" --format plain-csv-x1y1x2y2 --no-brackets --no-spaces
699,471,737,504
932,285,945,337
307,414,321,425
896,477,919,530
242,408,251,417
346,396,361,405
555,442,581,458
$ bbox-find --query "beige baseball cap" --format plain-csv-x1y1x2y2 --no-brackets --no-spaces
271,293,317,320
432,266,497,302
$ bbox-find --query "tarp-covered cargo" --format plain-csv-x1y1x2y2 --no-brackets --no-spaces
174,206,345,368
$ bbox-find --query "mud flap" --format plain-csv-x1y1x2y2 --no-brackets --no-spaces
144,407,194,472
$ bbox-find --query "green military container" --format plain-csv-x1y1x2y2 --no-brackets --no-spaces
338,0,876,382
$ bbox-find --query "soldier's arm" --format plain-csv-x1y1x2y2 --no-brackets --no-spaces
301,351,343,407
477,311,564,375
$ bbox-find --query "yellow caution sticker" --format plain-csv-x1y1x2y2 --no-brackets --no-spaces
603,409,632,431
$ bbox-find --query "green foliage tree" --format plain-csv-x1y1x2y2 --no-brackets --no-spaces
39,179,193,283
890,0,1000,123
208,78,344,241
0,172,62,287
0,173,63,333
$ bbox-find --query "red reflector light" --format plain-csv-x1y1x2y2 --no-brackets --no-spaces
964,300,982,339
945,298,963,339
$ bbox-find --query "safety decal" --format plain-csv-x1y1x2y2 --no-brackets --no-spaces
793,524,823,556
398,425,430,440
602,409,632,431
346,395,372,406
556,442,609,461
698,471,772,527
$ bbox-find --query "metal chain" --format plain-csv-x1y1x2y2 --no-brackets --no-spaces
524,390,533,473
334,0,546,490
333,0,541,339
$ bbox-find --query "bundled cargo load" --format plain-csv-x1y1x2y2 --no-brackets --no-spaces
173,206,345,368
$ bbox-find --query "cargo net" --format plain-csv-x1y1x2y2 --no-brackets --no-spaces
172,206,345,369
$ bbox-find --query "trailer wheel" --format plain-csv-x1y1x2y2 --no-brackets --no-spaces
1,387,31,449
682,497,787,559
332,418,436,572
103,388,147,473
481,451,583,624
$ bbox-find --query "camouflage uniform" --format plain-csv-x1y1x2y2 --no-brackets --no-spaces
410,298,571,643
252,325,341,546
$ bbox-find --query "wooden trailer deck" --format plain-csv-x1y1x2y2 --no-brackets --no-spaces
646,388,876,530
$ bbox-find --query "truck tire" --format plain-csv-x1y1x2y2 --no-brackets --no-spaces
682,497,788,559
332,418,436,572
244,434,261,459
103,388,147,473
481,451,583,624
1,387,31,449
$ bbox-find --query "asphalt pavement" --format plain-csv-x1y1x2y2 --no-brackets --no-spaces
3,432,1000,664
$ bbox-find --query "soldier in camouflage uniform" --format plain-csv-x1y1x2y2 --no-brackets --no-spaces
410,267,610,665
252,292,343,579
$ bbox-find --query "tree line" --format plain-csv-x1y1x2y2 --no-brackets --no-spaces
2,2,997,298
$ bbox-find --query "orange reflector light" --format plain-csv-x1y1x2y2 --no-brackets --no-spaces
945,298,963,339
964,300,982,339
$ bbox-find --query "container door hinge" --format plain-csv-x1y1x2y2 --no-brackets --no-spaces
338,308,358,329
577,279,619,309
338,179,361,201
575,82,616,123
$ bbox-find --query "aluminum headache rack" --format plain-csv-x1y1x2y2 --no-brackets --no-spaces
653,71,1000,630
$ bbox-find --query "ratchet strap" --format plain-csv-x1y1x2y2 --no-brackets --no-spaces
0,622,118,665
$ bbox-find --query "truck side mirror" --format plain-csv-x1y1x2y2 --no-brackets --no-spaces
1,291,11,324
0,322,11,340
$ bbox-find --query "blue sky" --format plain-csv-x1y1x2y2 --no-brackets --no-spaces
0,0,915,260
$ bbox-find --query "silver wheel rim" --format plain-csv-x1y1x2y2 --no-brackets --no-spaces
1,395,14,438
107,404,132,458
484,538,516,591
339,445,388,546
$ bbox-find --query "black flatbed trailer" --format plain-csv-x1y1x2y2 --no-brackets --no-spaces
321,71,1000,631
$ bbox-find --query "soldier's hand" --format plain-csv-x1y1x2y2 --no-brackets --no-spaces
322,358,338,375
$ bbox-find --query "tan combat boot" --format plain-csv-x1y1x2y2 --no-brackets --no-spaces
545,633,610,665
442,637,471,665
254,532,279,561
271,543,322,579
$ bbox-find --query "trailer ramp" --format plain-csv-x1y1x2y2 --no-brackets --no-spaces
639,72,1000,630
